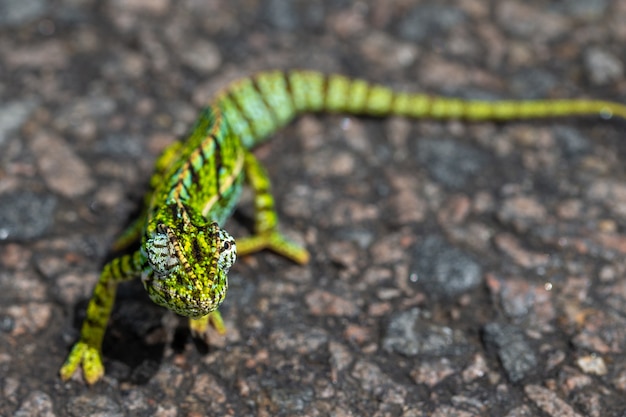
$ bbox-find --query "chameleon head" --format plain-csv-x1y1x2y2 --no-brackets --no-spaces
141,218,236,319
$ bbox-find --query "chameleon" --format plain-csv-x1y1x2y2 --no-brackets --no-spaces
59,69,626,384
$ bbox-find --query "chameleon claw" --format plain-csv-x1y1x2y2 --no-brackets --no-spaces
60,341,105,385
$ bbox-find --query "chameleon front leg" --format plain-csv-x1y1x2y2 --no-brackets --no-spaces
60,251,143,384
188,310,226,339
236,150,310,264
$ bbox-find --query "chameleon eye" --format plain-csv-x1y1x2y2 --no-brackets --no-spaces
145,230,179,275
216,229,236,272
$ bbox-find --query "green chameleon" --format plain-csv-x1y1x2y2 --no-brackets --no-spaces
60,70,626,384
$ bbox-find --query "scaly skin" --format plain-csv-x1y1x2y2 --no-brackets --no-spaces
60,70,626,384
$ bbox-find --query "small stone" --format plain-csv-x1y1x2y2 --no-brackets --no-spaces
411,357,456,387
0,0,47,27
4,302,52,336
351,360,391,393
0,191,56,241
383,308,469,356
67,394,124,417
0,315,15,333
486,274,553,325
109,0,170,15
415,138,489,189
612,367,626,392
462,354,489,382
179,41,222,74
359,32,418,69
263,0,299,30
409,236,482,298
497,195,548,233
30,133,95,197
4,40,68,69
555,0,609,18
191,374,227,403
396,4,465,42
576,354,608,376
431,405,480,417
329,341,353,374
483,323,537,382
496,2,569,39
13,391,55,417
553,126,591,160
95,134,144,157
503,406,534,417
0,100,38,146
0,243,31,270
524,384,584,417
305,290,359,317
493,233,550,269
584,47,624,86
388,175,427,224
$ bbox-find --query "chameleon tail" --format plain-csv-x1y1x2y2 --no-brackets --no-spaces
216,70,626,149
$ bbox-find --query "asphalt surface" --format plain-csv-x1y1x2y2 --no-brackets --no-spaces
1,0,626,416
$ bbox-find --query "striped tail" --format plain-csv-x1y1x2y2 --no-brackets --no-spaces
214,70,626,149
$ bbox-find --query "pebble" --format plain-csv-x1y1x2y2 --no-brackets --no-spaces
95,134,144,157
30,133,95,197
66,394,124,417
179,40,222,74
0,191,56,241
4,40,68,70
383,308,469,356
482,323,538,382
109,0,170,15
415,138,489,189
0,100,38,146
4,302,52,336
263,0,299,31
409,236,483,298
396,4,466,42
0,0,47,27
583,47,624,86
576,354,608,376
524,384,584,417
410,357,455,387
555,0,609,18
13,391,55,417
553,126,591,160
495,1,570,39
305,289,360,317
497,195,548,234
509,68,559,99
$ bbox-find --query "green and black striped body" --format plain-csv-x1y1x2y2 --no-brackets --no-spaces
60,70,626,384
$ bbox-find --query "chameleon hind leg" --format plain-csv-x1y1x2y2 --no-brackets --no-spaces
60,251,142,384
236,150,310,264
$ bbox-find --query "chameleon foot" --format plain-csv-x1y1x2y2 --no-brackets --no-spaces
189,310,226,341
237,231,310,264
60,341,104,385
